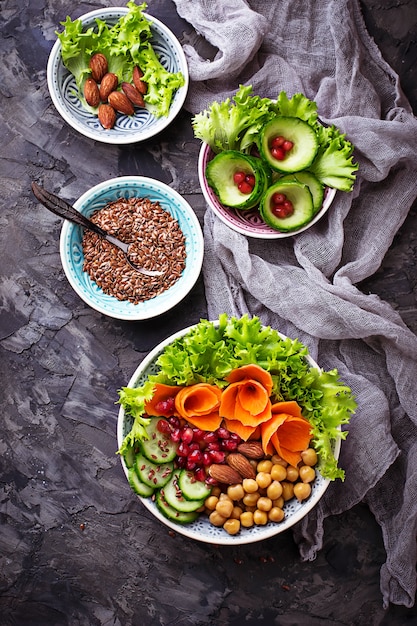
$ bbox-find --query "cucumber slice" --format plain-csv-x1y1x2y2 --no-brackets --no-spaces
178,470,212,501
123,446,137,469
279,171,324,215
206,150,270,210
127,467,155,498
260,180,314,232
140,418,178,463
155,490,199,524
259,117,319,173
162,471,205,513
135,453,174,488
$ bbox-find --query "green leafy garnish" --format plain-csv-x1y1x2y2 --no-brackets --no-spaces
117,381,155,456
57,1,185,118
118,314,356,480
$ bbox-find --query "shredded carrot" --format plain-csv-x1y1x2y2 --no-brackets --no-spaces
144,383,182,417
224,418,259,441
226,364,273,395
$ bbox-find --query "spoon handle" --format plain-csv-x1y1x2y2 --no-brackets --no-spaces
31,181,107,237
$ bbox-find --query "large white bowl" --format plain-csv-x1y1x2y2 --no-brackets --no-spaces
198,143,336,239
60,176,204,320
47,7,189,144
117,323,341,545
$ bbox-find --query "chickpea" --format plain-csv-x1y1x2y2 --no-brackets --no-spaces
219,492,232,501
281,481,294,501
266,480,283,500
209,510,227,527
257,459,273,473
299,465,316,483
240,511,254,527
268,507,285,522
257,496,273,512
223,518,240,535
270,464,287,482
272,496,284,509
285,465,299,482
205,495,219,511
253,509,268,525
227,484,245,501
216,498,234,518
294,482,312,502
301,448,318,466
271,454,287,467
256,472,272,489
242,478,258,493
242,491,260,507
231,505,243,520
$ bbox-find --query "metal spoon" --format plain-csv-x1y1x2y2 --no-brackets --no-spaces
31,182,163,277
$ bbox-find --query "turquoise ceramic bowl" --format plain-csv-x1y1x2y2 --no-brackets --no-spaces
59,176,204,320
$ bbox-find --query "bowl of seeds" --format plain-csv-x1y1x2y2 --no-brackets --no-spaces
59,176,204,320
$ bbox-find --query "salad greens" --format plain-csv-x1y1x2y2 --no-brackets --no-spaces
57,1,185,117
192,85,358,192
118,314,356,480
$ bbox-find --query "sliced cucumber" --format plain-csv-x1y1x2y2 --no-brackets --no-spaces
206,150,270,210
279,171,324,215
260,180,314,232
162,471,206,513
123,446,137,469
259,116,319,173
140,418,178,463
155,490,199,524
135,453,174,488
178,470,212,501
127,467,155,498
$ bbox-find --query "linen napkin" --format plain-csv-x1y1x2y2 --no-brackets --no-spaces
173,0,417,609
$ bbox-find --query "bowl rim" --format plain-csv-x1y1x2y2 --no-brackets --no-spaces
59,176,204,321
117,321,341,545
198,142,336,239
47,7,189,145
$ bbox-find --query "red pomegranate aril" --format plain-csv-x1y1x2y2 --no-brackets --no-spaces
271,146,286,160
194,467,207,482
206,441,220,451
238,180,253,194
188,449,203,465
220,439,238,451
209,450,226,463
202,451,212,466
188,442,200,452
155,397,175,414
245,174,256,187
181,427,194,444
216,427,230,439
177,441,190,457
176,456,187,468
271,135,285,148
233,171,246,185
170,428,182,443
230,433,242,443
205,476,219,486
283,200,294,212
186,459,197,471
156,419,172,434
192,428,206,442
271,192,286,205
283,139,294,152
204,431,218,444
272,201,294,218
168,416,180,429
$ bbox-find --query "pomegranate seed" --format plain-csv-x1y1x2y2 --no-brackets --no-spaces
271,135,285,148
170,428,182,443
206,442,220,451
271,192,286,205
202,451,212,466
169,416,180,429
181,427,194,444
238,181,253,194
272,201,294,218
204,432,218,444
230,433,242,443
176,456,187,468
283,200,294,213
283,140,294,152
216,427,230,439
220,439,238,451
154,397,175,414
245,174,256,187
177,442,190,457
209,450,226,464
188,442,200,452
188,449,203,465
194,467,207,482
156,419,171,434
233,171,246,185
192,428,205,442
186,459,197,471
271,147,286,160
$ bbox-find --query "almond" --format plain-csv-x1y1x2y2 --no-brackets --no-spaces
237,441,265,459
132,66,148,94
98,104,116,129
208,464,242,485
108,90,135,116
99,73,119,102
226,453,256,479
121,82,145,107
89,53,108,83
84,77,100,107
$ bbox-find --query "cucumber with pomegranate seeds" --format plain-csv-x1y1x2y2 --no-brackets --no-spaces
279,171,324,215
178,469,212,501
156,489,200,524
140,417,178,463
163,471,206,513
259,116,319,173
135,453,174,488
260,179,314,232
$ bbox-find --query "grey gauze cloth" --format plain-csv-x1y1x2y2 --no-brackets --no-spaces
173,0,417,609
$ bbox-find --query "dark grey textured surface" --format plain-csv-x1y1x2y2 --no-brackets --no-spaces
1,1,416,624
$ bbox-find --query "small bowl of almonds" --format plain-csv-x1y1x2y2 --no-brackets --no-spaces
59,176,204,320
47,5,189,144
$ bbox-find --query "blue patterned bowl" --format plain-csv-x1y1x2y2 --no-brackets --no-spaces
47,8,188,144
59,176,204,320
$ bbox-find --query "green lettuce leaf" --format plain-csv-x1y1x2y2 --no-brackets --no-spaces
308,124,359,191
117,380,155,456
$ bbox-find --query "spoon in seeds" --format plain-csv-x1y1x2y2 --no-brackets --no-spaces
31,182,164,277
